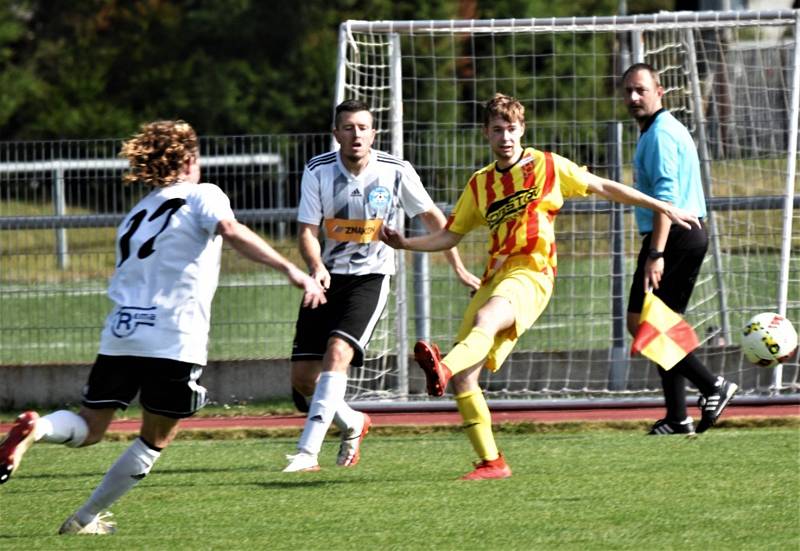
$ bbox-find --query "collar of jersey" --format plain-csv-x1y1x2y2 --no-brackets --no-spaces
495,146,534,174
337,149,377,181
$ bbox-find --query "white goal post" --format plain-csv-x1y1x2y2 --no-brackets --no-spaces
335,10,800,404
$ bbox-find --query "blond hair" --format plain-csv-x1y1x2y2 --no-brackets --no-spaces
483,93,525,127
120,120,198,187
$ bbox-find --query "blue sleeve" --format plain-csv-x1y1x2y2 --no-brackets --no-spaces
646,132,680,204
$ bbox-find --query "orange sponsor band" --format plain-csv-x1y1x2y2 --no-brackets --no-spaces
324,218,384,243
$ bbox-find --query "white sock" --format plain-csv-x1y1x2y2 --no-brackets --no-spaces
34,410,89,448
297,371,347,455
75,437,160,524
333,401,363,434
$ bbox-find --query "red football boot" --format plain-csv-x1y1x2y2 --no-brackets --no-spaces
413,341,451,397
460,454,512,481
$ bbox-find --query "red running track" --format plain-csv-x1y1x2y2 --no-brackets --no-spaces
3,403,793,432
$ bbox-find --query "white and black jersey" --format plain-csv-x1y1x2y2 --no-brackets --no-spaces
98,181,235,365
297,149,434,275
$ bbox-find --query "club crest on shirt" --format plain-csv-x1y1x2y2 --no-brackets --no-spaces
368,186,390,210
111,306,157,338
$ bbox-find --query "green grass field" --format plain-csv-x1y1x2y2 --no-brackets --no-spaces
1,428,798,550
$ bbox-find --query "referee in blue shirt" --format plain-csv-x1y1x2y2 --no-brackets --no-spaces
622,63,738,435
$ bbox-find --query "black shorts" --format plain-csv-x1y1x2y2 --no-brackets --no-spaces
82,355,208,419
291,273,390,368
628,222,708,315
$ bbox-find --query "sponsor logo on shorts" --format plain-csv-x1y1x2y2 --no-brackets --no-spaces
111,306,157,338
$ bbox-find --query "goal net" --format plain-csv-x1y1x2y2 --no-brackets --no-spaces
337,10,800,403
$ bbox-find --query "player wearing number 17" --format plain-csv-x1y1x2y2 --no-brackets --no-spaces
381,93,701,480
0,120,326,534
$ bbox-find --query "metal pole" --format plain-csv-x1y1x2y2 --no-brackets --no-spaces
275,157,287,241
388,32,409,398
774,12,800,392
332,23,349,151
412,217,431,343
54,165,68,269
608,123,628,390
685,29,731,344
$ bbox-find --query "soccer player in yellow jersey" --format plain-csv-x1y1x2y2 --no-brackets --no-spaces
381,93,701,480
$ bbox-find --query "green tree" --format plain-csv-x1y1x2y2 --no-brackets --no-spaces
1,0,642,139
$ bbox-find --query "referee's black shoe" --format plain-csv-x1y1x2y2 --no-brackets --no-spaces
696,377,739,433
647,417,695,435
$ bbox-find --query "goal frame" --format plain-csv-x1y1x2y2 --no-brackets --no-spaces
334,9,800,404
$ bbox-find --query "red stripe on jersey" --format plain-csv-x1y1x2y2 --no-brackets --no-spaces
542,151,556,198
519,151,556,255
485,169,497,206
485,170,500,254
468,175,480,205
498,219,517,255
519,205,540,255
500,167,515,196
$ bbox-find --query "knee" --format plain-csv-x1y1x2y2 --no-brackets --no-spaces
325,338,354,370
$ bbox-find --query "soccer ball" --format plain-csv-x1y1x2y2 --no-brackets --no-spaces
741,313,798,367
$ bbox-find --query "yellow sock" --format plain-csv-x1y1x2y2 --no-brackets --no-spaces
442,326,493,376
455,389,499,461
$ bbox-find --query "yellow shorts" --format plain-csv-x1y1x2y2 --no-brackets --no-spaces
455,265,553,372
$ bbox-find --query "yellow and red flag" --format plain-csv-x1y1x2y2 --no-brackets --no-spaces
631,292,699,370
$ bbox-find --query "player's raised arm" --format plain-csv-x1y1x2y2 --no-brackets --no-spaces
217,219,326,308
582,172,700,230
416,208,481,291
380,224,463,253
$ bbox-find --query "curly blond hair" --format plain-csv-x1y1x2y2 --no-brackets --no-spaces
120,120,198,187
483,93,525,127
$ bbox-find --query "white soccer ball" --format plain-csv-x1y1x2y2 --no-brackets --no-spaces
741,313,798,368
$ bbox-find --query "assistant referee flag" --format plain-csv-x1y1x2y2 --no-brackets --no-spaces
631,292,700,370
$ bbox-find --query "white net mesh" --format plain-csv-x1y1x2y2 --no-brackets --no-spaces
339,11,799,401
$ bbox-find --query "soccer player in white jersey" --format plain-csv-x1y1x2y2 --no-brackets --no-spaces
0,120,325,534
284,99,480,472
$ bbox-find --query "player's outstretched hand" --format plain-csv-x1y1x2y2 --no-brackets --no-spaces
455,266,481,292
310,266,331,291
287,266,327,309
380,225,406,249
664,206,700,230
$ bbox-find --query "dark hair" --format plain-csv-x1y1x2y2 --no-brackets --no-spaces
334,99,373,128
482,93,525,127
622,63,661,86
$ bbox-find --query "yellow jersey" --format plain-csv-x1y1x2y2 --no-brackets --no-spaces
446,147,589,282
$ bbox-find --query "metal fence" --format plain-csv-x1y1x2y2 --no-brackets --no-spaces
0,134,332,365
1,129,798,400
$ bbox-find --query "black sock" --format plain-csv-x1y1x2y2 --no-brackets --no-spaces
658,366,688,422
672,352,718,396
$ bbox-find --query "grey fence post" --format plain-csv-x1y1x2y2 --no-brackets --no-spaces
54,165,68,269
608,122,629,390
412,218,431,344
